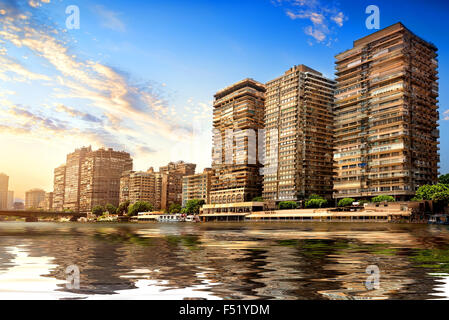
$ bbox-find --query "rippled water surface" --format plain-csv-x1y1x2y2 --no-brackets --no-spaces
1,222,449,300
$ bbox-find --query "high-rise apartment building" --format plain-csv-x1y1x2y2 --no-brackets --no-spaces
25,188,46,209
0,173,9,210
210,79,265,204
263,65,335,202
79,148,133,213
53,165,66,211
64,147,90,212
334,23,439,200
182,168,214,206
54,147,132,213
160,161,196,211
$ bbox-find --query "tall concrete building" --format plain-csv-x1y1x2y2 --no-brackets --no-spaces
210,79,266,204
334,23,439,200
160,161,196,211
79,148,133,213
0,173,8,210
53,165,66,211
54,146,132,213
25,188,46,209
182,168,214,206
263,65,335,202
64,147,91,212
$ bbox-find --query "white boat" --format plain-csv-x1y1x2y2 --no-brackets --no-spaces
157,214,185,222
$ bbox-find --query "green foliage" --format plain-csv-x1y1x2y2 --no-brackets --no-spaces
439,174,449,185
431,191,449,204
116,200,130,215
308,194,323,200
128,201,153,217
92,205,105,216
305,198,328,208
415,184,449,201
372,195,395,203
105,203,117,215
252,196,264,202
278,201,298,210
338,198,356,207
184,199,205,214
169,203,182,214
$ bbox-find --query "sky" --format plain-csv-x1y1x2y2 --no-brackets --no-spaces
0,0,448,201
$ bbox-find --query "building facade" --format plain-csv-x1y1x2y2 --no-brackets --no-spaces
39,192,53,210
211,79,266,204
64,147,90,212
182,168,213,206
25,188,46,209
79,148,133,213
334,23,439,200
53,165,66,211
7,191,14,209
160,161,196,211
263,65,335,202
0,173,9,210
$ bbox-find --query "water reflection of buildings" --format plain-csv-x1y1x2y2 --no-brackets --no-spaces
0,223,449,299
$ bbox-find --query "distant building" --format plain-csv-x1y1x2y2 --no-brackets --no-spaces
25,189,46,209
54,146,133,213
210,79,266,204
120,168,161,210
119,170,134,204
53,165,66,211
182,168,213,206
160,161,196,211
79,148,133,213
39,192,53,210
64,147,91,212
0,173,9,210
13,202,24,210
7,191,14,209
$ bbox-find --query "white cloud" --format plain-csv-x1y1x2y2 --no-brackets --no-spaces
275,0,347,44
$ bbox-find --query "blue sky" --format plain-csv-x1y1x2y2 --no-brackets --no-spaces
0,0,448,199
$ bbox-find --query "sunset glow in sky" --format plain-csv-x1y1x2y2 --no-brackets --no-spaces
1,0,448,200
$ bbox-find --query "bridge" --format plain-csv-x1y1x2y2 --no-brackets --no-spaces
0,210,86,221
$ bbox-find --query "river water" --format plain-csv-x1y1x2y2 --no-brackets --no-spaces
0,221,449,300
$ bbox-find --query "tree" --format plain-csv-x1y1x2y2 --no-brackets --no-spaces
105,203,117,215
305,198,328,208
431,191,449,205
278,201,298,210
116,200,130,215
92,205,105,217
184,199,205,214
338,198,355,207
308,194,323,200
252,196,264,202
169,203,182,214
415,184,449,200
372,195,395,203
128,201,153,217
439,174,449,185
